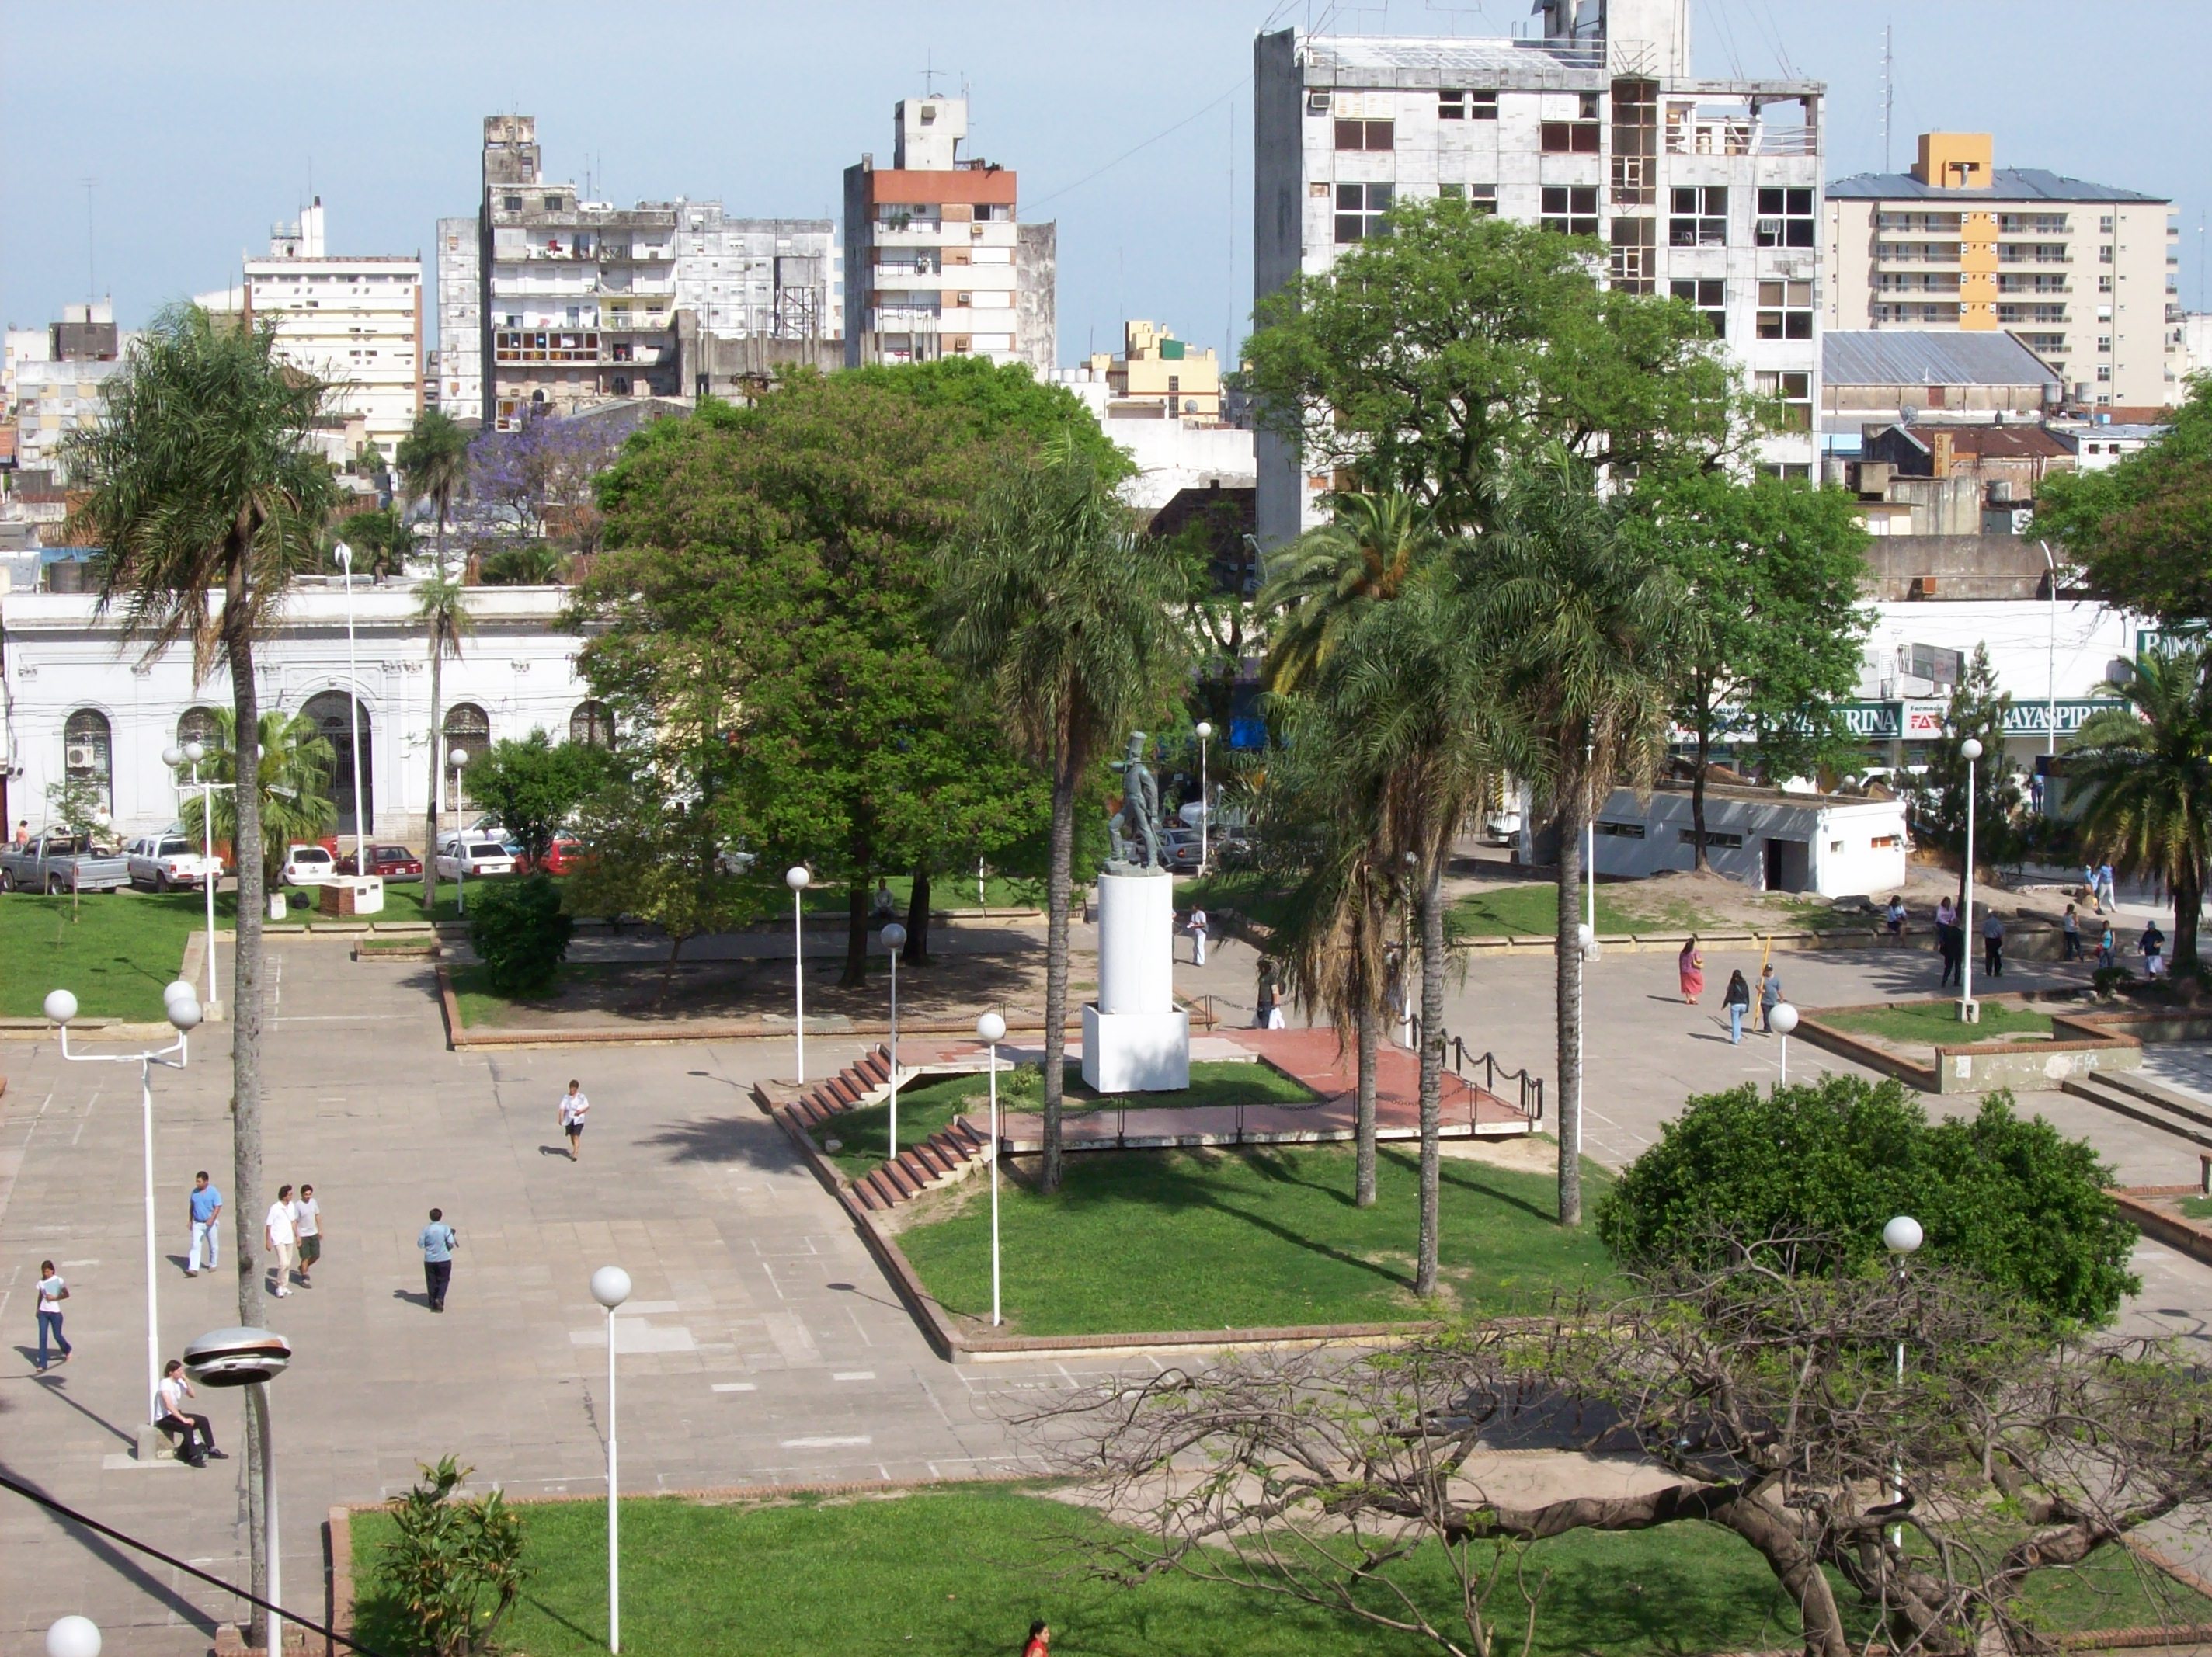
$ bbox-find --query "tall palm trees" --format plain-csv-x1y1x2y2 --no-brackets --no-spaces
180,710,339,892
398,408,469,576
415,569,473,916
939,453,1191,1193
1260,491,1440,693
65,304,333,1607
399,410,472,911
2069,643,2212,972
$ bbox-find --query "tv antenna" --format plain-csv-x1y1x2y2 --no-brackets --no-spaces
919,51,944,96
1880,23,1894,172
80,177,99,298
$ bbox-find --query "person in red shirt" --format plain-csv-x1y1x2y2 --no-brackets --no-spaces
1021,1621,1050,1657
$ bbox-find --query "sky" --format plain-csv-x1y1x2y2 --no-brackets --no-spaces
8,1,2212,367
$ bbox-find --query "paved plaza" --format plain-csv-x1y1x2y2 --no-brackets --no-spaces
2,922,2209,1652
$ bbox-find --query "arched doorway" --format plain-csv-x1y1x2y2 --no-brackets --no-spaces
443,703,492,817
301,690,373,837
570,700,614,748
63,709,114,818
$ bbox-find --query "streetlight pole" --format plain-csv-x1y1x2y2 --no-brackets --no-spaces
448,748,471,915
976,1011,1007,1327
45,983,200,1430
2039,540,2059,801
590,1266,632,1652
785,867,811,1083
183,1327,291,1657
881,922,907,1158
1959,736,1982,1023
1769,1001,1799,1085
1882,1214,1924,1549
336,543,367,870
165,741,226,1016
1194,721,1213,870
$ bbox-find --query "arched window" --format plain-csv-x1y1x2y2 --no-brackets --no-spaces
569,700,614,749
302,690,373,837
177,707,220,751
443,703,492,815
62,709,113,818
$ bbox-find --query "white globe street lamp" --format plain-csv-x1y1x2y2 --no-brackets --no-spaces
977,1010,1008,1327
333,542,367,878
185,1326,293,1657
786,866,812,1083
1194,721,1214,870
1768,1000,1799,1085
46,1617,101,1657
1958,735,1983,1023
448,748,473,915
590,1265,633,1652
881,922,907,1159
1884,1214,1923,1543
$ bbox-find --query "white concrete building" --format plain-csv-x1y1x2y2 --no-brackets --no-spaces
1591,781,1908,897
1056,361,1256,512
242,200,423,464
673,202,841,344
0,582,600,844
6,303,131,482
435,216,483,423
1253,0,1824,546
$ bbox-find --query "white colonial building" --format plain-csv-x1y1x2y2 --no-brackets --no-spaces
0,580,601,845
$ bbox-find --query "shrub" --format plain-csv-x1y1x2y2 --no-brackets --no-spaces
369,1457,527,1656
1595,1075,2139,1325
468,874,572,995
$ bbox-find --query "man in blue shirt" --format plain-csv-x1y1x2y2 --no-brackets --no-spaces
417,1207,459,1313
186,1172,223,1277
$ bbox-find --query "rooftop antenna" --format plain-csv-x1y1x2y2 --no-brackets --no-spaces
1880,23,1894,172
919,50,942,95
80,177,98,299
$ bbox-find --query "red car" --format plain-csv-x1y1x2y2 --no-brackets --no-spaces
518,836,585,877
336,844,424,880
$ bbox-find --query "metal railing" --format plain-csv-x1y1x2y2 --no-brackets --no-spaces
1448,1036,1546,1124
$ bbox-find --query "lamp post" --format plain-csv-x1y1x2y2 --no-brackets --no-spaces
976,1011,1007,1327
590,1265,632,1652
1194,721,1213,870
785,867,812,1082
1769,1001,1800,1085
1883,1214,1924,1547
2039,540,2059,780
334,543,368,871
184,1327,291,1657
881,922,907,1158
164,739,224,1015
448,748,471,915
46,1617,101,1657
46,982,200,1430
1958,736,1982,1023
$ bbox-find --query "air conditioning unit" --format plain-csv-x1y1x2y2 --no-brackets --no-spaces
65,745,97,770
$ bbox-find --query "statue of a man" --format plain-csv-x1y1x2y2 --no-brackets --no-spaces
1106,731,1164,871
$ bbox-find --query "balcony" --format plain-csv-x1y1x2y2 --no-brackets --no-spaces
1874,243,1963,266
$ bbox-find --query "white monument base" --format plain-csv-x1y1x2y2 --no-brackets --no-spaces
1082,1002,1191,1093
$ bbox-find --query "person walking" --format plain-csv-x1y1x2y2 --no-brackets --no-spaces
155,1359,220,1468
1936,895,1960,988
2142,920,2166,979
2062,903,2082,962
2097,862,2116,914
418,1207,458,1312
1188,905,1209,967
34,1260,71,1372
1723,969,1752,1045
1982,911,2005,978
263,1184,297,1297
1021,1621,1051,1657
1677,936,1705,1004
293,1184,322,1287
1758,964,1783,1033
2084,860,2102,915
2097,920,2116,971
186,1171,223,1277
1885,895,1908,940
1254,959,1278,1030
558,1080,590,1162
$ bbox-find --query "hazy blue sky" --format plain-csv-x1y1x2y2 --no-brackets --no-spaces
8,1,2209,366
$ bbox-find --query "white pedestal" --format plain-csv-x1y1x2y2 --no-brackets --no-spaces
1082,868,1189,1093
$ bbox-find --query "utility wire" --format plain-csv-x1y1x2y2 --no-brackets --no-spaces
0,1468,391,1657
1026,76,1251,210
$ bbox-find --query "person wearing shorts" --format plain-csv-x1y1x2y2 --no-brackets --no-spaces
558,1080,590,1162
294,1184,322,1286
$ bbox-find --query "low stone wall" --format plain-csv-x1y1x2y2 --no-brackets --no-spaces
1793,993,2141,1096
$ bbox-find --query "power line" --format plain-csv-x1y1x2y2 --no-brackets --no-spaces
1026,75,1250,211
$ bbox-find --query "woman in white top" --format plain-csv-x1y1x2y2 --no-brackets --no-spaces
35,1259,71,1371
264,1185,298,1297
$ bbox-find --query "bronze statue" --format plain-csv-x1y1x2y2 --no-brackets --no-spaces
1106,731,1164,872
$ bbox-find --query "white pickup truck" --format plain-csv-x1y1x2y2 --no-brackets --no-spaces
126,832,224,891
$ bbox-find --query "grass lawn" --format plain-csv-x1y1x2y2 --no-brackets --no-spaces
898,1141,1620,1333
2182,1193,2212,1221
0,888,217,1019
1449,881,1699,940
813,1061,1318,1183
1821,999,2055,1047
347,1484,2211,1657
1184,870,1302,932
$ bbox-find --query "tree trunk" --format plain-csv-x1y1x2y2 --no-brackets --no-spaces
1040,742,1079,1195
1355,1001,1378,1209
1414,854,1446,1298
2175,860,2203,973
1555,791,1586,1228
1691,718,1712,872
1713,1497,1852,1657
841,880,869,988
423,620,444,921
224,623,268,1608
903,863,931,965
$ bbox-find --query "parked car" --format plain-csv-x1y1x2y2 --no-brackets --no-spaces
336,844,423,880
1162,827,1207,872
126,833,223,891
435,835,516,879
0,833,133,895
517,835,584,877
281,845,337,886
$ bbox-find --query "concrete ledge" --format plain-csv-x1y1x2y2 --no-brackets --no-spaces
2111,1190,2212,1273
1793,992,2141,1095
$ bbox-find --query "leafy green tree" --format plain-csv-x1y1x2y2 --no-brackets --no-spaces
2068,641,2212,970
416,571,473,916
398,408,469,577
180,708,338,894
475,541,565,585
1240,203,1745,532
1626,471,1873,863
1912,644,2026,896
464,731,605,867
1595,1075,2140,1325
41,773,110,920
468,876,573,995
2036,379,2212,622
844,353,1132,481
331,506,413,582
1259,491,1442,693
1465,450,1699,1228
368,1457,528,1657
939,452,1193,1193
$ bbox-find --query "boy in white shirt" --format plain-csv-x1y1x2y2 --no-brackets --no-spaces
293,1184,322,1287
264,1185,298,1297
558,1080,590,1162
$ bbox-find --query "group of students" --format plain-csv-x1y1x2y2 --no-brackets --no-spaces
179,1170,323,1294
1676,940,1782,1045
1929,896,2007,985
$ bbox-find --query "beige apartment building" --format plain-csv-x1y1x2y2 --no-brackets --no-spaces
1824,132,2181,409
1075,320,1221,419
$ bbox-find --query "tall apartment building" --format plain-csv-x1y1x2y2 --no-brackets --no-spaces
6,302,129,481
673,201,841,342
842,96,1057,379
1253,0,1823,546
242,200,423,462
435,216,482,422
1824,133,2181,409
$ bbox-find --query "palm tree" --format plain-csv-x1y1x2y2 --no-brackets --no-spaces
64,303,334,1606
1463,450,1699,1228
938,453,1191,1193
1259,491,1440,693
180,710,339,892
2068,643,2212,972
415,569,474,917
397,408,469,578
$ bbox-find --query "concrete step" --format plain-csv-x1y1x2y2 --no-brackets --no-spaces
912,1141,953,1178
827,1075,861,1107
893,1151,935,1190
856,1054,891,1086
2064,1075,2212,1152
861,1171,900,1210
882,1161,921,1200
850,1176,885,1212
2099,1071,2212,1135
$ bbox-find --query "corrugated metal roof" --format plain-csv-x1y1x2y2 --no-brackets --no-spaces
1825,167,2163,203
1823,330,2061,389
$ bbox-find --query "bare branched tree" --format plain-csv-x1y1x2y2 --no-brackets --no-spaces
1017,1247,2212,1657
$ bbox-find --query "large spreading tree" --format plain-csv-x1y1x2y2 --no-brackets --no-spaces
2036,377,2212,623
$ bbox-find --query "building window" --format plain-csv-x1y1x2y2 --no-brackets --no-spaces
1755,186,1816,248
1610,77,1657,205
1611,217,1656,293
1755,370,1813,429
62,709,113,817
443,704,492,812
1669,186,1727,246
1437,89,1497,120
1670,277,1726,336
1541,186,1598,237
1334,118,1394,151
570,701,614,749
1756,279,1814,339
178,708,219,752
2099,275,2114,293
2099,215,2116,233
1677,828,1744,849
1595,820,1647,839
1541,120,1601,154
2100,245,2114,263
1437,182,1496,213
2097,365,2113,382
503,195,523,212
1335,182,1394,244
